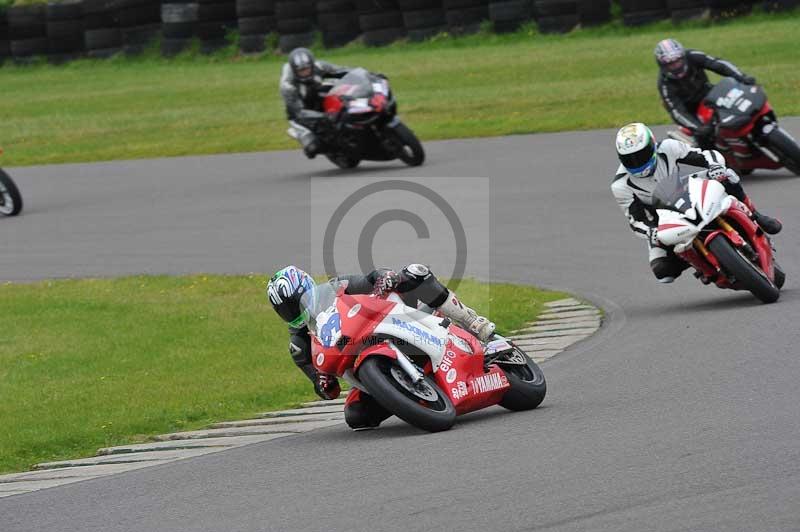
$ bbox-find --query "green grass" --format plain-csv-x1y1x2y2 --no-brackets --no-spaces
1,11,799,166
0,275,566,473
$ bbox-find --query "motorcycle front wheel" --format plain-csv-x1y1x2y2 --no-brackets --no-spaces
358,356,455,432
389,122,425,167
708,236,780,303
765,127,800,176
0,169,22,216
497,345,547,411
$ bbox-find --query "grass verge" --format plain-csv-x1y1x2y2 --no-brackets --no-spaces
0,274,566,473
0,12,799,166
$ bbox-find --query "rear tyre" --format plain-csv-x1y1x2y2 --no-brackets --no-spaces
765,127,800,176
326,153,360,169
358,356,456,432
497,345,546,411
707,236,780,303
388,122,425,166
0,169,23,216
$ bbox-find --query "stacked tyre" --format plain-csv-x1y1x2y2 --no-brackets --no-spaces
46,0,85,63
578,0,611,26
196,0,237,53
708,0,751,18
534,0,579,33
276,0,314,53
762,0,799,11
117,0,161,55
357,0,406,47
443,0,487,36
237,0,275,54
400,0,446,42
619,0,669,26
0,11,9,64
161,1,197,56
488,0,531,33
83,0,122,58
8,4,49,62
317,0,360,49
667,0,709,23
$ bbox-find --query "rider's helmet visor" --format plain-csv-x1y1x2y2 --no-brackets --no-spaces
664,58,688,79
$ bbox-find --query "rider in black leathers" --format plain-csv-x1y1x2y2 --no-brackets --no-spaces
280,47,351,158
655,38,757,149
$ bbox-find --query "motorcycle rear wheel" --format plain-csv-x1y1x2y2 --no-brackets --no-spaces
0,169,23,216
390,122,425,167
708,236,780,303
358,356,455,432
497,345,547,411
765,127,800,176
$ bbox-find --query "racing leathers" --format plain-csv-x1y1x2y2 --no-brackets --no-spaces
280,59,351,157
286,265,495,429
658,50,755,147
611,139,779,282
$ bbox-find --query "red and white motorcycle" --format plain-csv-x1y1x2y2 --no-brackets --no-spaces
299,280,546,432
654,170,784,303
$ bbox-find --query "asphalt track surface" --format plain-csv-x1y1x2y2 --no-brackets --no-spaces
2,119,800,531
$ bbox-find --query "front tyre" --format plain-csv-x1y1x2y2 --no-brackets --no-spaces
389,122,425,167
497,345,547,411
358,356,455,432
765,127,800,176
0,169,22,216
708,236,780,303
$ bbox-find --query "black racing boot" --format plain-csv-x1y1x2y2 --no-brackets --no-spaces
754,211,782,235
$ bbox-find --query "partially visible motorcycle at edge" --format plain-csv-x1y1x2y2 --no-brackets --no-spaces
668,77,800,177
0,148,22,217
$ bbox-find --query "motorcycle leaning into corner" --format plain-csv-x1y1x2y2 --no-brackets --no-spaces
653,169,784,304
668,77,800,176
0,148,23,217
288,68,425,169
300,279,546,432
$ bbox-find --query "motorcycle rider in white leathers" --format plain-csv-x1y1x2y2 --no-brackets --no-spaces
611,123,782,283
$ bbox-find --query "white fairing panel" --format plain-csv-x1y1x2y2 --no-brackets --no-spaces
372,301,448,368
657,176,734,247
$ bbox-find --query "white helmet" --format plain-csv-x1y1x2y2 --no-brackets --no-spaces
616,123,657,178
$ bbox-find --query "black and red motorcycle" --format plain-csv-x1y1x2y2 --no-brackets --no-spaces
668,77,800,176
0,148,22,217
289,68,425,169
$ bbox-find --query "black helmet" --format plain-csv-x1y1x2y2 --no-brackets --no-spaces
267,265,316,328
288,47,315,84
655,38,689,80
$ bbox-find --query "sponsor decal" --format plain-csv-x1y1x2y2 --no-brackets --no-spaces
440,350,456,373
472,372,508,394
319,312,342,348
451,381,468,400
316,353,325,366
347,304,361,318
446,368,457,384
448,334,472,354
391,317,443,347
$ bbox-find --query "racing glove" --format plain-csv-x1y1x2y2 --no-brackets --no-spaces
372,270,401,297
707,163,726,181
314,373,341,400
740,75,756,85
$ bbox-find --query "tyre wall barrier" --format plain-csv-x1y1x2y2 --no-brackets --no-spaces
0,0,793,64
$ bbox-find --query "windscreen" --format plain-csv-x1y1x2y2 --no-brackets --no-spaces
652,173,692,213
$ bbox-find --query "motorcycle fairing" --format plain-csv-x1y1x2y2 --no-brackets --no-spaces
656,176,733,249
